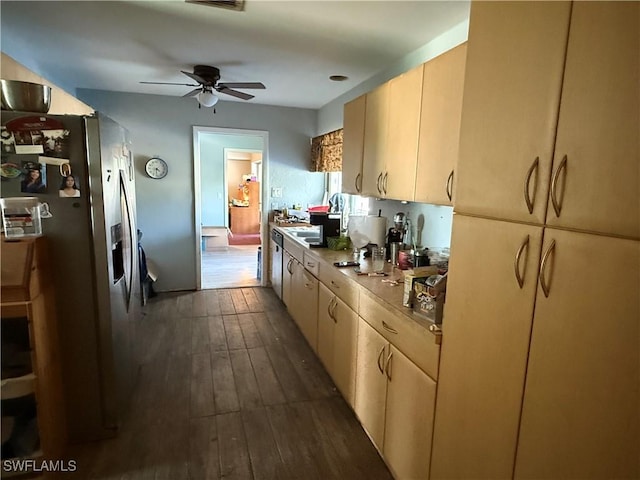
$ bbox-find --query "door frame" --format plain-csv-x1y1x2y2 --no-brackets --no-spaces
192,126,269,290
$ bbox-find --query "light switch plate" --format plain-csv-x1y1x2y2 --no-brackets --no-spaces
271,187,282,198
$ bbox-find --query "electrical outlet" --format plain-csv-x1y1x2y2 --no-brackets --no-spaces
271,187,282,198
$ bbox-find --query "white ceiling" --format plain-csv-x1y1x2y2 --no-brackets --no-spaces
0,0,469,109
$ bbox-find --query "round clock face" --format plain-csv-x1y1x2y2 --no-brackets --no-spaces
145,157,168,179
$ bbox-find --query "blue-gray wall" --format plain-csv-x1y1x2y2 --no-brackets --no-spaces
77,89,323,291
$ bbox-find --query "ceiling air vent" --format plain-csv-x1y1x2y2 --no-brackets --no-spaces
185,0,245,12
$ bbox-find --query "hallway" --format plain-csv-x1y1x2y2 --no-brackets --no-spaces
201,246,261,290
68,288,392,479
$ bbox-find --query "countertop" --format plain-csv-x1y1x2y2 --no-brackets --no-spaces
271,223,442,342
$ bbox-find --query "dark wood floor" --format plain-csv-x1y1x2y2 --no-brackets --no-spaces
67,287,393,480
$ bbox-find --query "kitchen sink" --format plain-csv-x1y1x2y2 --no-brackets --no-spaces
295,231,319,238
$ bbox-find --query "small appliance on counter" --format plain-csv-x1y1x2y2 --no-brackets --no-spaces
309,212,341,247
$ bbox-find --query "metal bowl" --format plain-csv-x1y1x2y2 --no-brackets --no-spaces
1,79,51,113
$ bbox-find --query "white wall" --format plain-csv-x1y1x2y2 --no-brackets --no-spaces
77,89,324,291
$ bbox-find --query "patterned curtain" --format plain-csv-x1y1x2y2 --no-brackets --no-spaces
310,128,343,172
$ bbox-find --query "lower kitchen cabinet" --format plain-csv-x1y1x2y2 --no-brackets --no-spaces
355,319,388,449
294,267,319,352
431,215,543,479
432,214,639,478
318,283,358,406
356,318,437,480
514,229,639,478
384,344,437,480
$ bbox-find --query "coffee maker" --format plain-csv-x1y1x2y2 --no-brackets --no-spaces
310,212,341,248
387,212,406,263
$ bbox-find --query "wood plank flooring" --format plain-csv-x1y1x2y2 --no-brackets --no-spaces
66,287,393,480
202,246,261,289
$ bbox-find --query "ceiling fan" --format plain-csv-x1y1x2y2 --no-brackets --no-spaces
140,65,265,107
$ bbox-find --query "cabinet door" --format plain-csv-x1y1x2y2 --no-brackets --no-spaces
282,250,294,308
384,345,437,480
546,2,639,239
415,43,467,206
431,214,543,479
332,296,358,407
454,2,571,223
297,268,319,352
385,65,423,201
362,83,390,197
515,230,639,478
317,283,335,370
355,318,388,449
342,95,366,195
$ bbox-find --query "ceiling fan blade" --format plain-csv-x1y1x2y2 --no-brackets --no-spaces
217,82,265,90
140,81,200,86
181,70,208,84
216,87,254,100
182,88,203,98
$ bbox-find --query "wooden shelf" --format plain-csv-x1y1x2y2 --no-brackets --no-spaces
1,236,66,461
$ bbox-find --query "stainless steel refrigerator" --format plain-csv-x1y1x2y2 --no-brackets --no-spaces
1,111,140,443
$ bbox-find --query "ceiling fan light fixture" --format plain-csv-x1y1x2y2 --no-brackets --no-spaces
197,89,219,107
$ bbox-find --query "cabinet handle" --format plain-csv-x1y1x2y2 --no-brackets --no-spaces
355,173,362,193
330,280,340,289
446,170,454,202
286,258,293,275
524,157,539,214
332,298,339,322
385,351,393,381
328,297,337,322
377,345,386,374
306,261,315,268
539,239,556,298
382,321,398,334
383,172,388,195
550,155,568,218
377,172,383,195
514,235,530,289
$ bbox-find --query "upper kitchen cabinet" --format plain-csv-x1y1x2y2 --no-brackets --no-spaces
415,43,467,206
384,65,424,201
545,2,639,239
361,83,390,197
453,1,571,224
359,65,424,200
342,94,366,195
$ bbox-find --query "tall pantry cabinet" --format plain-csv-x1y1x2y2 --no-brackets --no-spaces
431,2,639,479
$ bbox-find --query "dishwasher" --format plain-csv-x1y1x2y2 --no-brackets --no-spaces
270,228,284,299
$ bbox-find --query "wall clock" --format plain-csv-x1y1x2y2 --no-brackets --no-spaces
144,157,168,179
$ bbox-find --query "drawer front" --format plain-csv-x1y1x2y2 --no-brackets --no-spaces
359,289,440,380
283,235,305,263
302,251,320,277
319,264,359,311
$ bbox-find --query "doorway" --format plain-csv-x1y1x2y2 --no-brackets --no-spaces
192,127,268,290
